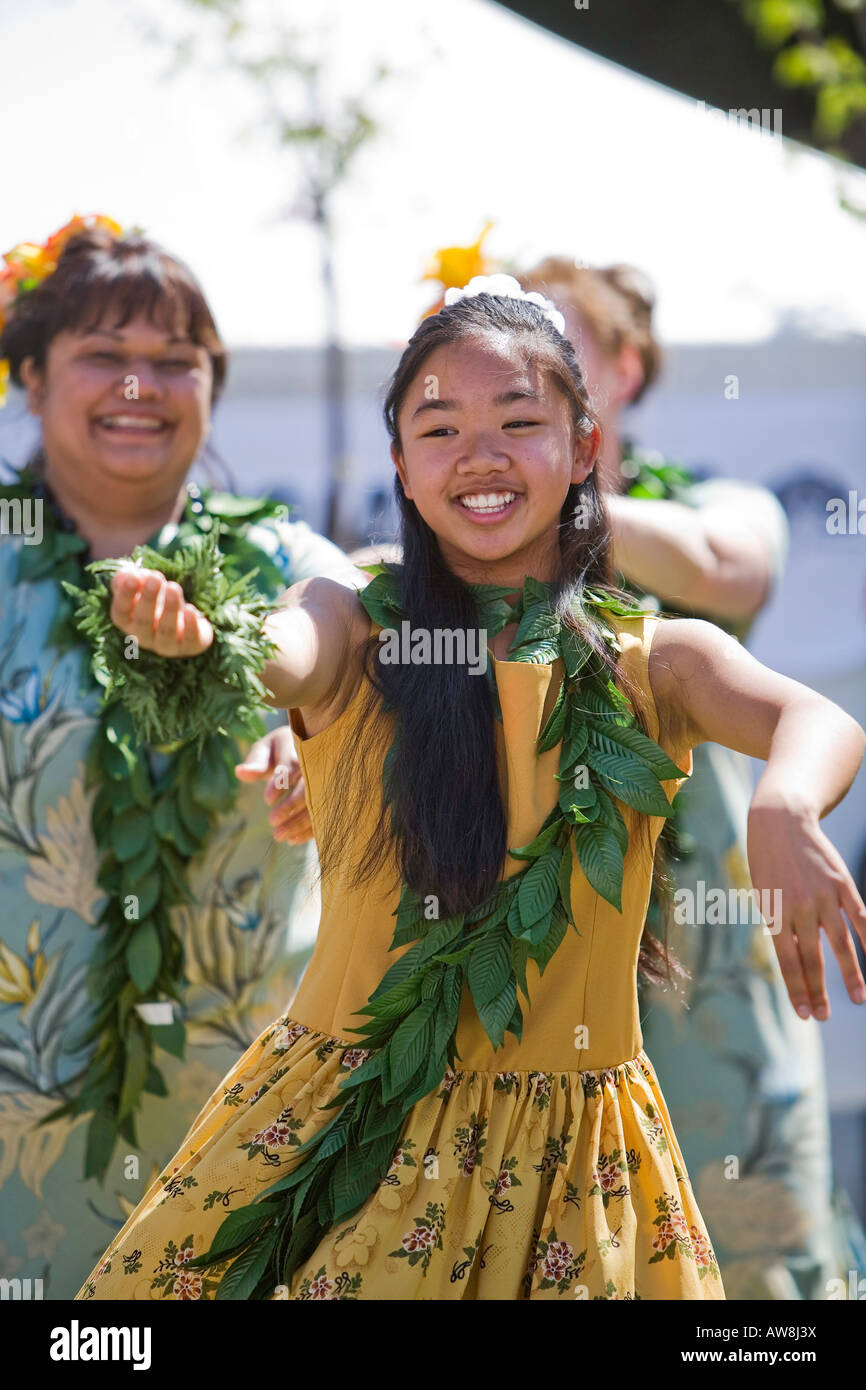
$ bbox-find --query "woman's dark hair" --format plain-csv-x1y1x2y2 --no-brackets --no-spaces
320,291,679,985
0,228,227,402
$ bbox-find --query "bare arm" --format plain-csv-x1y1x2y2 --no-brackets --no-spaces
650,617,866,1020
109,569,363,723
607,493,775,623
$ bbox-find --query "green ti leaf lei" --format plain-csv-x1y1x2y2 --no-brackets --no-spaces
0,464,288,1179
191,565,689,1299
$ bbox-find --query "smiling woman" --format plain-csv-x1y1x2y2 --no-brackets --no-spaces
2,226,226,557
0,217,360,1297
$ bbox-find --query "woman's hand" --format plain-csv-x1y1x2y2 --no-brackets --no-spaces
236,727,313,844
747,794,866,1020
110,567,214,657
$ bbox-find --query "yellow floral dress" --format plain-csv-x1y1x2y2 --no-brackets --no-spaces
77,613,724,1301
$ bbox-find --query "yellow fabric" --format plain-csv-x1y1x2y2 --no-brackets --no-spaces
76,613,724,1301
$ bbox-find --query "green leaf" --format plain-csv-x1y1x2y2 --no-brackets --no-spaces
594,786,629,855
358,572,404,631
585,747,673,817
533,904,568,974
588,720,685,781
511,936,531,1002
561,629,593,678
417,915,466,964
126,869,161,920
511,601,559,651
477,977,517,1049
125,922,161,992
143,1062,168,1097
371,941,423,1000
121,834,160,884
574,820,624,911
118,1024,149,1121
84,1104,118,1180
558,775,599,819
215,1226,277,1301
518,849,561,929
110,808,152,861
194,737,237,810
177,775,211,841
361,976,423,1021
150,1017,186,1059
563,721,589,765
558,841,575,925
537,681,567,752
388,1001,436,1088
466,931,511,1009
508,816,563,862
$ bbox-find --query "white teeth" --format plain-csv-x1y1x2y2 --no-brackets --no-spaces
459,491,517,512
99,416,164,430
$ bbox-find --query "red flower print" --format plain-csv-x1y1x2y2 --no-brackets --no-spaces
670,1210,689,1241
341,1048,371,1071
173,1271,203,1300
254,1121,292,1148
461,1146,478,1178
402,1226,436,1253
540,1240,573,1282
690,1225,712,1267
598,1161,621,1192
494,1169,512,1197
309,1274,335,1299
652,1220,676,1252
174,1245,195,1266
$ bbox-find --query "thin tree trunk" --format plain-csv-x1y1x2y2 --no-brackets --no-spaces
316,200,349,545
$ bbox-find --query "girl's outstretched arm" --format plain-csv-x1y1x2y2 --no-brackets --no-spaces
109,569,362,719
649,617,866,1021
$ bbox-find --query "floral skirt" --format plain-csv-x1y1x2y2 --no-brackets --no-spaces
76,1015,725,1301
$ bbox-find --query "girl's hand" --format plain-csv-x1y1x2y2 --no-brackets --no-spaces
747,798,866,1020
236,727,313,844
110,567,214,657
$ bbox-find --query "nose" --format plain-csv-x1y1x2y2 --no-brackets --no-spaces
116,357,163,400
454,427,510,476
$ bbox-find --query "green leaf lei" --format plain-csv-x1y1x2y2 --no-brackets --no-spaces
190,565,689,1299
0,463,289,1179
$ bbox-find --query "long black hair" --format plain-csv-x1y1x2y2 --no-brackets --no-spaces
319,291,678,983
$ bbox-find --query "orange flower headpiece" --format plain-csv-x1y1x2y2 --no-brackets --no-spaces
419,221,498,321
0,213,124,405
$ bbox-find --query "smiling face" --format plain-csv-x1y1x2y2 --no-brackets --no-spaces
21,313,213,505
392,334,597,587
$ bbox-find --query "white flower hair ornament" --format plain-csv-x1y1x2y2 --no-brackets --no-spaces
443,273,566,337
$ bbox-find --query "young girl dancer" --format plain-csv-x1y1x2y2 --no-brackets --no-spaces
77,278,866,1301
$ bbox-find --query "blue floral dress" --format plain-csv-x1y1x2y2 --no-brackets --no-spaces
0,479,359,1297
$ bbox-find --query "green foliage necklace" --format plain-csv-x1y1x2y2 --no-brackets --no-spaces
0,462,286,1179
192,565,687,1299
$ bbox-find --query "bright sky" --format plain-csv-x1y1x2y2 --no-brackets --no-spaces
2,0,866,347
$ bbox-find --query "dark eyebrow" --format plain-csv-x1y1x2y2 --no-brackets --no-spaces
493,390,539,405
82,329,195,345
412,398,458,419
411,388,539,420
